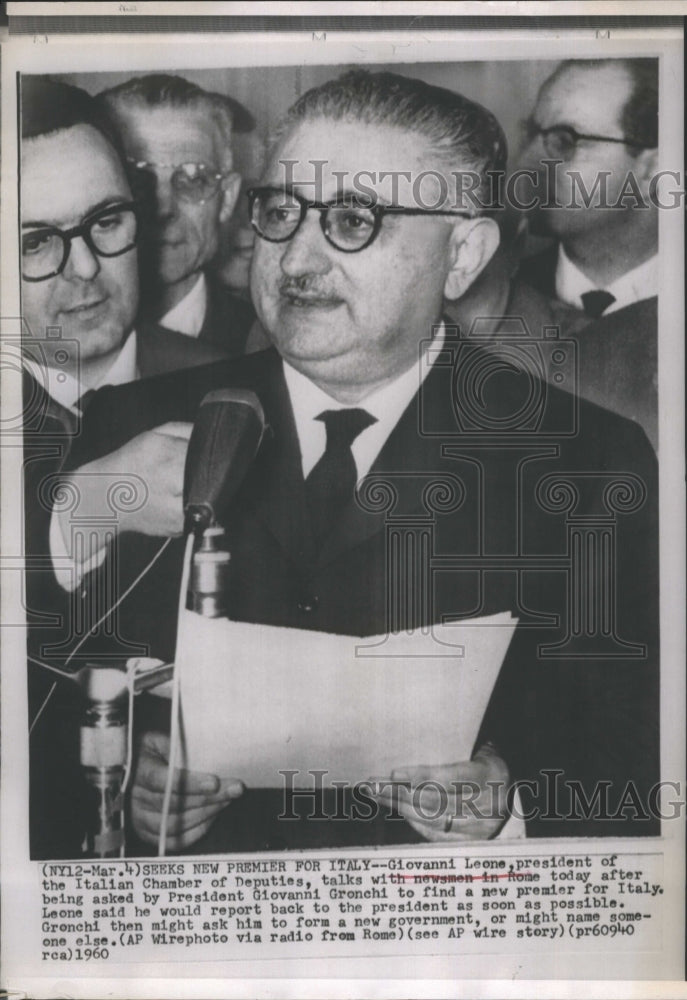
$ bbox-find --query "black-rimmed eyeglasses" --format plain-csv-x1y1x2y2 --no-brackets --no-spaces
247,187,473,254
128,158,228,205
521,119,648,161
22,202,138,282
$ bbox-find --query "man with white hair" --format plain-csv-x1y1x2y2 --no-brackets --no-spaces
100,74,256,352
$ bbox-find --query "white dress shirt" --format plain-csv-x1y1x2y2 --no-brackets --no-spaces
26,329,138,413
159,273,207,338
286,326,525,840
555,245,658,315
284,327,445,480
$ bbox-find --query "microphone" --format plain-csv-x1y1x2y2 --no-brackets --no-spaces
183,388,266,535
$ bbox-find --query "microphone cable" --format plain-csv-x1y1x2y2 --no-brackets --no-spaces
158,532,195,857
28,536,173,735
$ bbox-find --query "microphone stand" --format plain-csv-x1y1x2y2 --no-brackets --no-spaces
75,524,230,858
77,388,264,856
77,662,175,859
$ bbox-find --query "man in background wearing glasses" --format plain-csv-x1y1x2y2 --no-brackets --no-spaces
20,77,230,572
516,59,659,448
99,74,256,353
20,76,228,857
94,70,658,855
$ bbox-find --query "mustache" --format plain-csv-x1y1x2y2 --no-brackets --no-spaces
279,275,340,298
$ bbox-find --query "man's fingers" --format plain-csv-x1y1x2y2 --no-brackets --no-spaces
373,785,455,816
132,777,244,810
372,789,494,843
390,763,474,784
153,421,193,440
171,817,218,852
131,785,237,813
134,749,223,797
403,813,480,843
370,765,481,802
133,799,231,839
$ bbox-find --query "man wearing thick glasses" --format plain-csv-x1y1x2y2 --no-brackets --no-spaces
20,77,228,858
20,77,232,558
99,74,256,353
101,70,658,855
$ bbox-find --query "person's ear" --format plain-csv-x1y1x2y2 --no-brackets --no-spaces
443,216,500,301
219,172,241,224
633,146,658,188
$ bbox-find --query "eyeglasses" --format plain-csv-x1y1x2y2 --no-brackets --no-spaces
247,186,473,254
128,158,228,204
22,202,138,282
521,119,646,161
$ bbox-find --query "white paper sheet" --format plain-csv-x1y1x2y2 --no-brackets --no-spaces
174,611,517,787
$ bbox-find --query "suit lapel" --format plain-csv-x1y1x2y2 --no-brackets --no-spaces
199,273,254,354
137,322,227,378
246,348,460,573
316,359,456,568
23,369,77,438
241,354,316,570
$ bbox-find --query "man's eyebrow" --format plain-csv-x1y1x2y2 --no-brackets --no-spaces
532,120,580,131
22,197,130,229
326,187,384,207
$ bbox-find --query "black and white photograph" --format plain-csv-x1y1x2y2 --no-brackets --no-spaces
1,6,684,996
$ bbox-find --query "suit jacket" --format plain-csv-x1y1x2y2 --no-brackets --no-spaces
572,297,658,452
510,252,658,450
23,320,226,613
138,321,230,375
197,272,256,353
28,336,659,856
504,276,590,339
23,321,229,857
517,246,558,299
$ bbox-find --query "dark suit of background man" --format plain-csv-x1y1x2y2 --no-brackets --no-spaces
99,74,256,353
515,59,659,447
29,71,658,858
19,77,227,857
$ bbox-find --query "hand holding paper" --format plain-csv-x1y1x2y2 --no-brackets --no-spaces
174,611,517,788
370,742,511,842
131,731,244,851
135,610,518,850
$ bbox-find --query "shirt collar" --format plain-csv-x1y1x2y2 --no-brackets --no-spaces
555,244,658,314
25,330,139,413
159,272,207,338
283,323,445,478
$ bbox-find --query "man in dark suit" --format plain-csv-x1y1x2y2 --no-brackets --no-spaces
514,59,658,446
118,71,657,853
445,206,657,449
517,59,658,314
444,208,589,342
99,75,256,353
20,77,230,608
19,77,231,857
29,71,658,857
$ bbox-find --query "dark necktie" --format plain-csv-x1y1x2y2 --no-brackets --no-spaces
305,408,377,542
581,289,616,318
